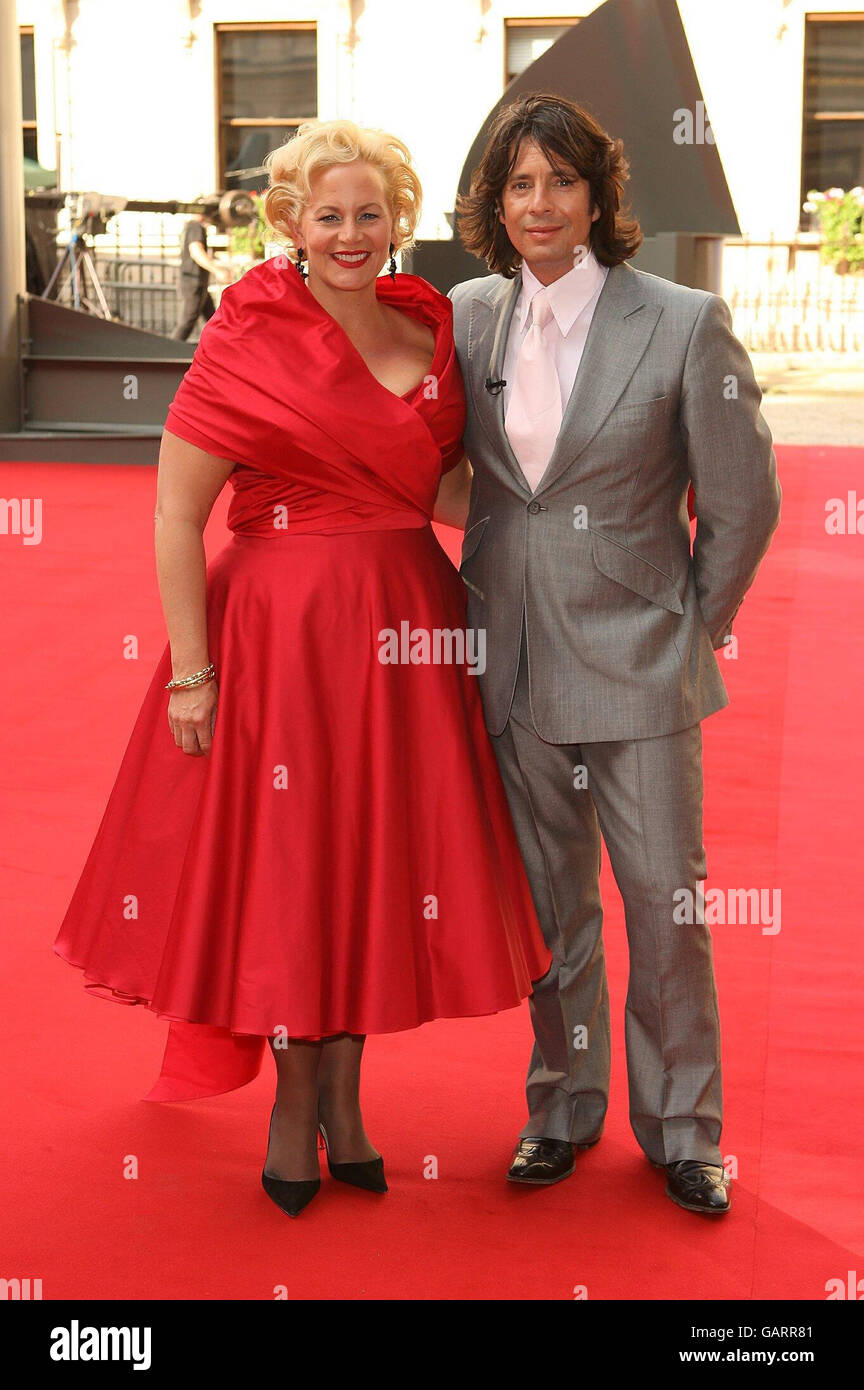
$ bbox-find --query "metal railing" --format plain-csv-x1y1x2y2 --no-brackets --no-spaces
45,211,230,337
94,256,185,336
723,236,864,353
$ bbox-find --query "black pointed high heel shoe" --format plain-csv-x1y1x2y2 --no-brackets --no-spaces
261,1104,321,1218
318,1121,388,1193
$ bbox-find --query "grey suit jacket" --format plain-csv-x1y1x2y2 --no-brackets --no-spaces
447,261,782,743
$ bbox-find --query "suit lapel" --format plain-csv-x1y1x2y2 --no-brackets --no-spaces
466,261,663,499
466,276,532,493
533,262,662,497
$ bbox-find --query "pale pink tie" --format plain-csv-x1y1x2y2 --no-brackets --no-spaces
504,287,562,492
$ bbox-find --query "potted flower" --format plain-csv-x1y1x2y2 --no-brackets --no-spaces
802,186,864,274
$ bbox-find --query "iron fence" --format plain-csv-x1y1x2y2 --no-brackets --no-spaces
45,211,231,337
93,255,185,336
723,237,864,354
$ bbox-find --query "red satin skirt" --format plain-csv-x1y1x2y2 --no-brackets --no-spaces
54,524,551,1090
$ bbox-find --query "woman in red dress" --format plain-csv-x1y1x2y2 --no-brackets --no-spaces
54,119,551,1217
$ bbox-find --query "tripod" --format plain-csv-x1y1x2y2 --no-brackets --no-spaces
42,225,113,318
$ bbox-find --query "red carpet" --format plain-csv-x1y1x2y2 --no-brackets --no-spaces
1,445,860,1299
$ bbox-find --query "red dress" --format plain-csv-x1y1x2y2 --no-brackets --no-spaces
53,259,551,1101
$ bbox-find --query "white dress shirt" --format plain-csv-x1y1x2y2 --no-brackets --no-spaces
502,248,610,417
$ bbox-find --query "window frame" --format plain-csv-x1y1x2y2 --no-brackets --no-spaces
20,25,37,161
215,20,318,191
503,16,582,88
800,11,864,226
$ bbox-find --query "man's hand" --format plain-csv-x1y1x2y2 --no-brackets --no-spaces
189,242,231,281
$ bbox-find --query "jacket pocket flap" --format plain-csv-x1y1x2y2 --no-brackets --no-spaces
617,393,669,410
460,514,490,564
590,529,684,614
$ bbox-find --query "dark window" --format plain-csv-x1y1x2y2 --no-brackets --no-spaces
504,19,580,87
21,28,36,160
217,24,317,193
802,16,864,218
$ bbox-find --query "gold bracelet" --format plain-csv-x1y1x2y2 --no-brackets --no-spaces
165,662,216,691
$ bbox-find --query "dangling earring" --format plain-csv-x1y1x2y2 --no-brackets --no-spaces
295,247,308,280
388,242,397,282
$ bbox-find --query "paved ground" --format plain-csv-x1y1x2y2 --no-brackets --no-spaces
758,396,864,446
752,353,864,446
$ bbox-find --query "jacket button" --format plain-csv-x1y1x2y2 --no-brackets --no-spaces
527,501,541,514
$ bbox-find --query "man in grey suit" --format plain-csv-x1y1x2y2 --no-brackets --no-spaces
448,93,781,1214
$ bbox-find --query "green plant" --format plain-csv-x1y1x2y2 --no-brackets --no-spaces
229,191,269,261
803,186,864,273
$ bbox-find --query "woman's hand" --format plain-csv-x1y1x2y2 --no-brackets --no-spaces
168,680,219,756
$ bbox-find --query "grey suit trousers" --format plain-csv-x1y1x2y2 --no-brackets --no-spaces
491,616,723,1166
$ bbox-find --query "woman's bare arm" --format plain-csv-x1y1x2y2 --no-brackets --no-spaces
433,454,473,530
154,429,236,754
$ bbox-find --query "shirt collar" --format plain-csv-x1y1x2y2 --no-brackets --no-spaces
517,247,609,336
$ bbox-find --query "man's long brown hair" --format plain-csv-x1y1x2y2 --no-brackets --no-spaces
456,93,643,277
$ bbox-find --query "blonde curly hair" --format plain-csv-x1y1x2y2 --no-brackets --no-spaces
262,119,422,263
